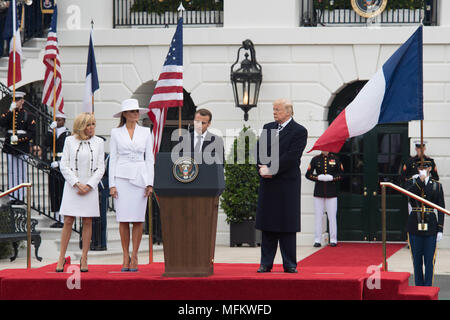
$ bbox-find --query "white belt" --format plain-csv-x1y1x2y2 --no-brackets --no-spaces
8,130,27,134
119,154,145,162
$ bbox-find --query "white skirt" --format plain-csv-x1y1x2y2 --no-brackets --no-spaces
114,177,148,222
59,182,100,217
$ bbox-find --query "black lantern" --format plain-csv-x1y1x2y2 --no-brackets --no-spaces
230,39,262,121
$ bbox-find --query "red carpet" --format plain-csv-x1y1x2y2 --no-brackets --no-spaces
299,243,405,270
0,244,439,300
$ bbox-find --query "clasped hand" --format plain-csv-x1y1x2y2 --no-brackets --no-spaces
75,183,92,195
110,186,153,199
258,165,272,178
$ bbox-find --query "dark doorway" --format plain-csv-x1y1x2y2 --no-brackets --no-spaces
328,81,410,241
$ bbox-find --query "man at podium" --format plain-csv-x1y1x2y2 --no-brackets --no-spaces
180,108,224,165
255,99,308,274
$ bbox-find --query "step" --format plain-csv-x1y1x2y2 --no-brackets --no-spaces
22,47,42,59
363,272,411,300
398,286,440,300
24,38,46,49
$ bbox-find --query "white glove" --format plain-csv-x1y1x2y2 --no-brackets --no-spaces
50,161,59,168
324,174,334,182
10,135,18,143
49,121,57,130
9,102,16,112
317,174,327,182
412,174,420,180
437,232,443,242
419,169,428,178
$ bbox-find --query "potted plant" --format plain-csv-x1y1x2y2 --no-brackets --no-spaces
221,126,261,247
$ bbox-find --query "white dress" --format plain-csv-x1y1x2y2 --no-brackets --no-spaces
59,136,105,217
109,125,154,222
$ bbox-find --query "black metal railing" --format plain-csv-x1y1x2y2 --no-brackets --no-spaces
300,0,438,27
113,0,223,27
0,143,83,234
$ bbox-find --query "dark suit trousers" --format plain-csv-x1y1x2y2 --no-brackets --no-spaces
260,231,297,269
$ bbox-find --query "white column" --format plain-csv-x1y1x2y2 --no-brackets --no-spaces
224,0,300,28
439,0,450,26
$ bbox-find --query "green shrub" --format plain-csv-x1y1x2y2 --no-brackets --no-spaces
0,205,12,259
221,126,259,224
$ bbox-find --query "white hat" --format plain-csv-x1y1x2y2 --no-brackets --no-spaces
55,111,66,119
113,99,148,118
14,91,26,99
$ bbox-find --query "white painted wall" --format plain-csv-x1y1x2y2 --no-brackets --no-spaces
7,1,450,248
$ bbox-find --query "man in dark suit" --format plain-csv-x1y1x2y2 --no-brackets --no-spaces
181,108,224,165
256,99,308,273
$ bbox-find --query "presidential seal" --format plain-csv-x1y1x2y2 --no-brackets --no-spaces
351,0,387,18
173,157,199,183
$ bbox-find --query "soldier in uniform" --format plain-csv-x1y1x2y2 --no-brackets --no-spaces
0,91,35,203
45,111,70,228
401,140,439,183
405,160,445,286
306,151,344,247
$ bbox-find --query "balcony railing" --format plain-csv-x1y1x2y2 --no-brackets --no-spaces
113,0,224,28
300,0,438,27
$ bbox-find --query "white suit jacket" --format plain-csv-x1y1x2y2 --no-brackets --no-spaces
60,135,105,188
109,125,155,188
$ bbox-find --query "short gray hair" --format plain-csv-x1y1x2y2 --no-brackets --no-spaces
273,99,293,116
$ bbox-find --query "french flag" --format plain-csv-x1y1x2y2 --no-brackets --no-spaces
82,29,99,113
309,26,423,153
3,0,22,87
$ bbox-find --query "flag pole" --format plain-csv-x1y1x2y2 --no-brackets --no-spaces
12,0,16,140
148,194,153,264
177,3,184,137
52,58,57,161
91,19,95,114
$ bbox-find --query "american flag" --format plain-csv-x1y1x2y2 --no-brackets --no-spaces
42,6,64,113
148,17,183,154
3,0,22,87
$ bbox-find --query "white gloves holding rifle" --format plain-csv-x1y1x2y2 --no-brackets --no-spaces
318,174,333,182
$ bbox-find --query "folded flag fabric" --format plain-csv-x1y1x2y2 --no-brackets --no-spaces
309,26,423,153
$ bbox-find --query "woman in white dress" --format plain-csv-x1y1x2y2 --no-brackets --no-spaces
109,99,154,272
55,113,105,272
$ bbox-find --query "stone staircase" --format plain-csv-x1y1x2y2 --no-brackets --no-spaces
0,37,47,83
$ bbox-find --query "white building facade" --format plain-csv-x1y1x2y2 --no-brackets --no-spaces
7,0,450,247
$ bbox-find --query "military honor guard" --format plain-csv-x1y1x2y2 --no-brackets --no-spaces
0,91,35,203
256,99,308,273
405,160,445,286
401,140,439,183
306,151,344,247
45,112,70,228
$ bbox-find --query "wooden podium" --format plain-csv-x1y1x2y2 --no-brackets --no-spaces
154,153,225,277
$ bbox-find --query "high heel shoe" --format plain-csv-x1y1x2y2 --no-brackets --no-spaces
56,259,66,273
121,255,131,272
80,257,88,273
129,255,138,272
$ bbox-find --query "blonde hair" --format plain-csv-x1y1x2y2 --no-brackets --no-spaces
73,112,96,140
273,99,294,116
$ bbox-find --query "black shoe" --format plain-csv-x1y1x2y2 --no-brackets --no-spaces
50,222,63,228
56,259,66,273
329,243,337,247
313,242,321,248
80,258,88,272
257,265,272,273
284,267,298,273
